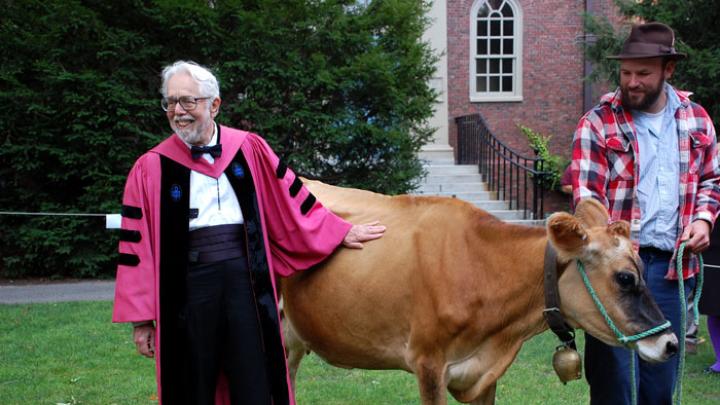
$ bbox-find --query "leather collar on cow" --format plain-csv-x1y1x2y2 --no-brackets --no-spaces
542,242,576,349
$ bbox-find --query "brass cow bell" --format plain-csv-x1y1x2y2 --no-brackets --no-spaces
552,345,582,384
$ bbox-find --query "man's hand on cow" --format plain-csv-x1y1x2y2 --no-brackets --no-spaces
343,221,386,249
681,219,711,254
133,324,156,358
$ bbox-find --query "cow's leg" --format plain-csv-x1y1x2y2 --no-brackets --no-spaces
285,334,307,389
280,301,308,391
412,354,448,405
468,382,496,405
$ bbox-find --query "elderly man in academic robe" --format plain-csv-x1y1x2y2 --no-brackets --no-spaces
112,60,385,405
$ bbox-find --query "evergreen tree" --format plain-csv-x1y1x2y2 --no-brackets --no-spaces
0,0,437,278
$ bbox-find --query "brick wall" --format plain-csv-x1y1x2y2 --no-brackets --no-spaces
447,0,620,160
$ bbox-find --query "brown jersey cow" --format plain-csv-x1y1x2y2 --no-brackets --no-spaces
280,180,677,405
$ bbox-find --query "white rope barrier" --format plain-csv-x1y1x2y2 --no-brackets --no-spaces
0,211,121,229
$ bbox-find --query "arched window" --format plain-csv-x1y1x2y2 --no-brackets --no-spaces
470,0,523,102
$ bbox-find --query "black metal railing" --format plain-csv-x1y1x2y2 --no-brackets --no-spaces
455,113,547,220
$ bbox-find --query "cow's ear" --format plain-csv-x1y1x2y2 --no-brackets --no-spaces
574,199,609,229
547,212,588,256
607,220,630,239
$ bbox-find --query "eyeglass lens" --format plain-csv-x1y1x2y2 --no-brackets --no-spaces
161,96,199,111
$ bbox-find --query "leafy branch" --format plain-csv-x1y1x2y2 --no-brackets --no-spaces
518,124,568,191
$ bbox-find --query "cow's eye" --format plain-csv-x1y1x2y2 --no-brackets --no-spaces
615,272,635,289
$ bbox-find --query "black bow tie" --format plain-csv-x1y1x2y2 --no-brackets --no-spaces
190,144,222,160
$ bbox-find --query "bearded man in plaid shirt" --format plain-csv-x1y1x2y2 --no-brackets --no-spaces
571,22,720,404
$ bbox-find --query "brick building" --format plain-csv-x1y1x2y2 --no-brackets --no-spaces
422,0,622,162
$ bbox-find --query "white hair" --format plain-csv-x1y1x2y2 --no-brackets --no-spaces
160,60,220,99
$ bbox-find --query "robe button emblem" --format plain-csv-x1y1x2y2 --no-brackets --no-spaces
232,162,245,178
170,184,182,202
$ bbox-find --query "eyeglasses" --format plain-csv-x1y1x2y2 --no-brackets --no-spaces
161,96,212,112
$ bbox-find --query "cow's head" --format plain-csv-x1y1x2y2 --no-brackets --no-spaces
546,199,678,363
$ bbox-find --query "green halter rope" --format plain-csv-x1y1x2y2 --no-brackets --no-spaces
576,262,672,344
576,260,672,405
674,242,704,405
577,241,704,405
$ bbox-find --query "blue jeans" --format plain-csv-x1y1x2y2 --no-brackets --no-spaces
584,248,696,405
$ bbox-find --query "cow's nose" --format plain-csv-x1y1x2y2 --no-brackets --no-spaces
666,340,678,356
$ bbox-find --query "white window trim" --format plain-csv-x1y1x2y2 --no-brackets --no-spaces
469,0,523,103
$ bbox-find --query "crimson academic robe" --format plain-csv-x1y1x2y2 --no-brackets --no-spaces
112,126,352,405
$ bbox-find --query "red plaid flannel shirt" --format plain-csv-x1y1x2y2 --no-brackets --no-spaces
571,86,720,279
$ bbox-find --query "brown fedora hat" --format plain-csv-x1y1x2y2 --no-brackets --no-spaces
608,22,686,60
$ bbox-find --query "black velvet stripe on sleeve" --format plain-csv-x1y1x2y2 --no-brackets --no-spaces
119,229,142,243
289,176,303,197
300,193,316,215
118,253,140,266
276,160,288,179
121,205,143,219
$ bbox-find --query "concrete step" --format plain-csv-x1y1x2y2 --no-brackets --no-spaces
486,210,529,221
422,174,485,185
419,148,455,165
415,190,496,200
417,161,533,224
468,200,510,210
423,164,479,175
415,194,528,221
413,191,508,209
417,182,491,193
505,219,546,227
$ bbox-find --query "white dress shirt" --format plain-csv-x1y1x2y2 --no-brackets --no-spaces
183,124,244,230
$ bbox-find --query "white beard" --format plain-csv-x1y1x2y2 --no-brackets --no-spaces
172,115,212,145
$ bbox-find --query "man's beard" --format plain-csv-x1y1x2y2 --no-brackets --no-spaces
621,76,665,112
172,115,212,145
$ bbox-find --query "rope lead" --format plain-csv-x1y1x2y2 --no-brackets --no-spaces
674,242,704,405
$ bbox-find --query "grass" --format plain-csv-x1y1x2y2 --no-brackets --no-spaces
1,301,718,404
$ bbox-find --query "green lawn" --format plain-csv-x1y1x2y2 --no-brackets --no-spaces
1,301,718,404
